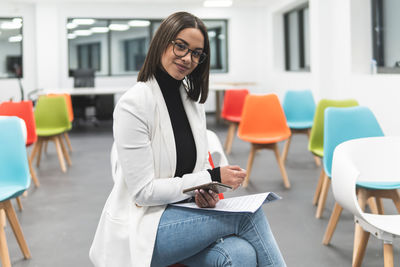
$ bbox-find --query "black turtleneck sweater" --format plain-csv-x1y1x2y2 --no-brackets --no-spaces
155,68,220,182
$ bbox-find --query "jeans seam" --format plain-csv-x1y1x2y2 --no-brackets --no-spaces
209,246,232,266
243,212,274,266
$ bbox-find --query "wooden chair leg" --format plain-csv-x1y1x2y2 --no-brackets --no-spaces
35,139,44,167
27,152,40,187
390,189,400,213
15,197,23,212
367,197,379,214
43,140,48,153
313,168,325,205
273,143,290,189
353,189,368,263
313,156,321,167
322,202,343,245
29,141,40,163
2,200,31,259
383,242,394,267
53,137,67,173
281,135,292,162
243,144,257,187
224,123,236,155
376,197,384,214
63,132,72,153
315,174,330,218
0,209,11,267
58,136,72,166
352,227,369,267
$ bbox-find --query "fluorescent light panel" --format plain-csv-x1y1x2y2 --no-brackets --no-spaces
73,29,92,36
109,24,129,31
9,35,22,42
91,27,109,33
1,21,22,30
203,0,232,7
128,20,150,27
72,19,96,25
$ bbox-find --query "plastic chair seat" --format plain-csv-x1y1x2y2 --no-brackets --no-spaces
361,214,400,236
223,114,242,122
36,126,71,136
0,186,27,201
287,121,313,129
311,147,323,158
238,132,291,144
356,181,400,190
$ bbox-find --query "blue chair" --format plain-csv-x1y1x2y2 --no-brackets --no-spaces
316,106,384,218
0,117,31,265
281,90,317,163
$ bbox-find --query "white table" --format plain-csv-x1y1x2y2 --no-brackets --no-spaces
40,87,129,96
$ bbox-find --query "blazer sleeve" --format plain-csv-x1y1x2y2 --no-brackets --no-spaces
113,86,212,206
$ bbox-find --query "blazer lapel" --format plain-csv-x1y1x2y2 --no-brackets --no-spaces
148,78,176,177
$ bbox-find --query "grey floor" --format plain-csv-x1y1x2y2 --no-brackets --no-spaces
6,115,399,267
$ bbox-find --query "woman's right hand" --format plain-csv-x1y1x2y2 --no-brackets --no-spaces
220,165,246,190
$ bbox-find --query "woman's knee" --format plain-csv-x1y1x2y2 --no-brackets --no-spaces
212,236,257,267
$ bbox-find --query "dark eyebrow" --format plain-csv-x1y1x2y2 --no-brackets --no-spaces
175,38,203,51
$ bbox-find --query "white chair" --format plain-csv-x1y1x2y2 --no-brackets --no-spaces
207,130,229,167
331,136,400,267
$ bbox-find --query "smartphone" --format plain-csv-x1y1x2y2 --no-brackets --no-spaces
183,182,233,194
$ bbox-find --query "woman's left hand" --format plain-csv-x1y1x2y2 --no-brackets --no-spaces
195,189,219,208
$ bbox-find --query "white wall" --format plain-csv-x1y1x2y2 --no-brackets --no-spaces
2,0,400,134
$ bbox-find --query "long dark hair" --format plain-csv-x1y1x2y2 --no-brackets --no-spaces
137,12,210,103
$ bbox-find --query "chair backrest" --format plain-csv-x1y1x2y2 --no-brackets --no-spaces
34,95,71,130
238,94,290,138
206,130,229,167
73,69,95,88
332,136,400,218
0,116,31,190
282,90,316,128
220,89,249,122
323,106,384,177
48,93,74,122
0,100,37,146
308,98,359,157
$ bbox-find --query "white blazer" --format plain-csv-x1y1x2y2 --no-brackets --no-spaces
89,77,212,267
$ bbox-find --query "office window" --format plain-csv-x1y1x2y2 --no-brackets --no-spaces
372,0,400,73
68,18,109,76
110,19,151,75
284,4,310,71
205,20,228,72
0,17,23,78
67,18,228,76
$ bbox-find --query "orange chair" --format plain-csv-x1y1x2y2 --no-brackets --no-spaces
220,89,249,154
238,94,291,188
0,101,40,188
47,93,73,152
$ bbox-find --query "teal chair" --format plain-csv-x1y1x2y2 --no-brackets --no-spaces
281,90,316,162
320,107,400,261
0,117,31,265
31,96,72,173
316,106,384,218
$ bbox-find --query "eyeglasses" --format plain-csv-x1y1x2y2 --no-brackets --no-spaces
171,40,207,64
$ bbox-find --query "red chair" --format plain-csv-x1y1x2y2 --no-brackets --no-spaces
0,101,40,188
221,89,249,154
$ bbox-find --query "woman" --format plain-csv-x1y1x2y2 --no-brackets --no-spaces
90,12,286,267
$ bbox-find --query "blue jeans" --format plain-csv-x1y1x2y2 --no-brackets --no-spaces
151,205,286,267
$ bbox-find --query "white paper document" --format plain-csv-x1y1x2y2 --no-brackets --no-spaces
171,192,281,213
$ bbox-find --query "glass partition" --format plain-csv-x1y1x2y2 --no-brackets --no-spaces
0,17,23,78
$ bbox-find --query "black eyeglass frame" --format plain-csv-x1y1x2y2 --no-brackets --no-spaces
171,40,207,64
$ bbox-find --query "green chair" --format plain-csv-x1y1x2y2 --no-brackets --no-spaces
308,99,359,206
30,96,72,173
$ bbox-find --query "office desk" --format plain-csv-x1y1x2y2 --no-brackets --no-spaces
209,83,256,124
41,87,129,96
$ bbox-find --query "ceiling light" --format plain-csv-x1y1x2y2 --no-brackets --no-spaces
1,21,22,30
9,35,22,42
72,19,96,25
203,0,232,7
73,30,92,36
91,27,109,33
128,20,151,27
109,24,129,31
67,33,76,39
12,18,23,24
208,31,216,38
67,23,78,29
